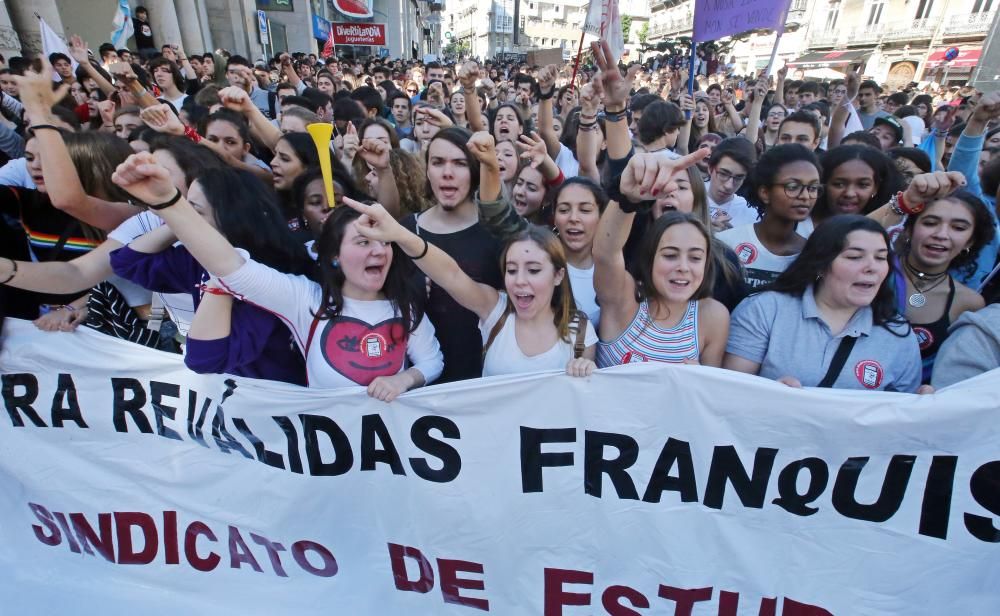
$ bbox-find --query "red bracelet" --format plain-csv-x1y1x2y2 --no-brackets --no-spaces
896,191,924,216
198,283,230,296
545,169,565,188
183,125,202,143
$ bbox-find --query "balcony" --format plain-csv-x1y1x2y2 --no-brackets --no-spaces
808,30,841,48
881,18,935,41
810,15,959,49
943,10,996,36
849,23,885,45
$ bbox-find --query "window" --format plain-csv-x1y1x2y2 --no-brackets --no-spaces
972,0,993,11
865,0,885,25
823,1,840,30
914,0,933,18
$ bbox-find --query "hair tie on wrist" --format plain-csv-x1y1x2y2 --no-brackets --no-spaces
0,257,17,285
146,189,183,211
411,236,430,260
29,124,62,133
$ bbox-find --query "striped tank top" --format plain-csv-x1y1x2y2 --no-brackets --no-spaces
596,300,700,367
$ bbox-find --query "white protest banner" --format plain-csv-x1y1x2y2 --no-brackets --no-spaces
692,0,792,43
584,0,625,61
1,319,998,614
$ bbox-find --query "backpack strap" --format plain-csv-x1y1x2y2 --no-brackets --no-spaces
571,311,588,359
482,302,512,359
817,336,858,388
304,315,322,358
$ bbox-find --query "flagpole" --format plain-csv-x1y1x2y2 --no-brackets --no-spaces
569,31,586,92
686,40,696,119
764,1,792,76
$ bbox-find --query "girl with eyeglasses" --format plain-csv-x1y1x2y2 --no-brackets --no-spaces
718,144,823,289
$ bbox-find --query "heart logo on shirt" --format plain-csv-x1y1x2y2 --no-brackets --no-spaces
320,316,407,386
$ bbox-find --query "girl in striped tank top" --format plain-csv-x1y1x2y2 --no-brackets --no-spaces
594,208,730,367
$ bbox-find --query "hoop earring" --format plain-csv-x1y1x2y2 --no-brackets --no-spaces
331,258,340,268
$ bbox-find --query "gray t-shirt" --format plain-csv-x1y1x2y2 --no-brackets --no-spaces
857,109,890,131
931,305,1000,388
727,286,922,392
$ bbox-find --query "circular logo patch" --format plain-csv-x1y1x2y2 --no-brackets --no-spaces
734,242,758,265
854,360,884,389
913,326,934,351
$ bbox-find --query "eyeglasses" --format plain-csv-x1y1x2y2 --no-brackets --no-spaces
715,168,747,186
767,111,786,119
774,181,823,198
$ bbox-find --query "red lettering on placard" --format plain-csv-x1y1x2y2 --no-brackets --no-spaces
114,512,158,565
602,584,650,615
657,585,713,615
389,543,435,592
543,567,594,615
184,521,220,572
438,558,489,611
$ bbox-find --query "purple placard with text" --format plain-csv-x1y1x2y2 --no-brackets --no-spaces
692,0,791,42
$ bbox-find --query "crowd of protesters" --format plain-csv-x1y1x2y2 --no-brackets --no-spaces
1,25,998,399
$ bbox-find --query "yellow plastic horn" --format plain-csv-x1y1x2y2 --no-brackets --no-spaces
306,122,336,208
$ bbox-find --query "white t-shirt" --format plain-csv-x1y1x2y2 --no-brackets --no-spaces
568,263,600,325
796,216,815,239
220,257,443,389
717,224,798,289
108,212,195,334
479,293,598,378
706,187,759,228
0,157,34,189
554,143,580,179
244,153,271,171
163,93,188,110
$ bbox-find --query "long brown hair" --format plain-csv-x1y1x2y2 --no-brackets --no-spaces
64,132,134,242
634,212,715,305
500,226,577,342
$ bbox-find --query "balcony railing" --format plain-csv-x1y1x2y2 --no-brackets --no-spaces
943,10,996,35
882,18,935,41
809,17,939,47
808,30,840,47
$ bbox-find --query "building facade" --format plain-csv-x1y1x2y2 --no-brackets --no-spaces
0,0,431,63
644,0,996,86
442,0,648,61
802,0,996,86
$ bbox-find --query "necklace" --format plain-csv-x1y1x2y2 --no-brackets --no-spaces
903,260,948,308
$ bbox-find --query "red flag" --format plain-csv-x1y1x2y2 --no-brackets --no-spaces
322,24,336,58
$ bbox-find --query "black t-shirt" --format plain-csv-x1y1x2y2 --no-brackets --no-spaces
402,214,502,383
0,187,97,318
133,18,154,49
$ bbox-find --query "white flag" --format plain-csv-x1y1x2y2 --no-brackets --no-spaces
110,0,134,49
38,17,78,82
584,0,625,61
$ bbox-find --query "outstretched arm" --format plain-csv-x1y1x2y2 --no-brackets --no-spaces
17,63,134,230
343,197,500,321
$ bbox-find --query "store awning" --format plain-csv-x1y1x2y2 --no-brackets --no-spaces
787,50,871,69
925,48,981,68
